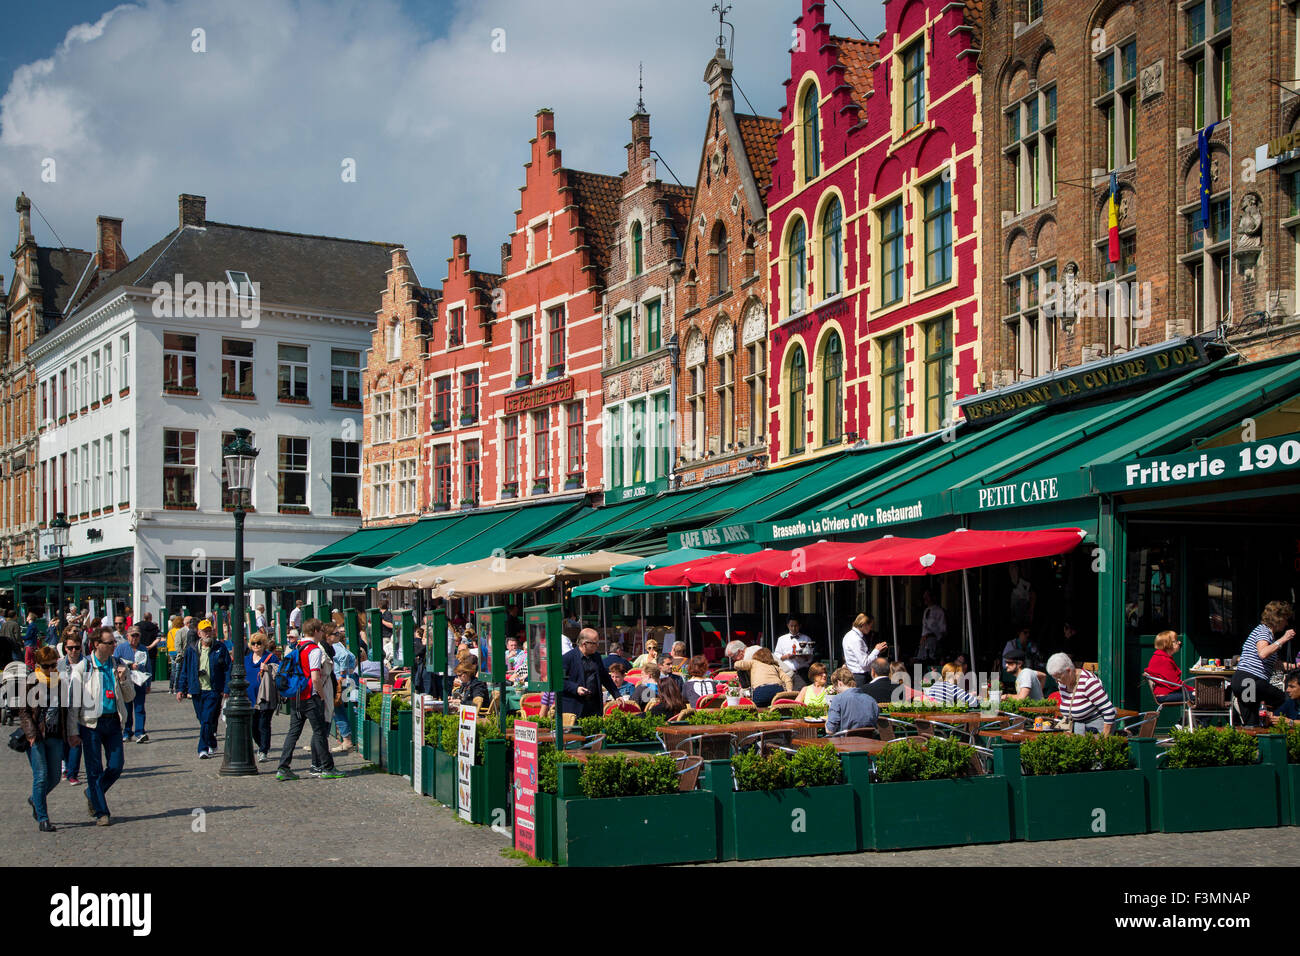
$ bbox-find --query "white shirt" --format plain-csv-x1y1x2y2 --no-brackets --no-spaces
922,604,947,639
289,607,303,629
842,628,880,674
561,634,574,654
774,633,813,672
1015,668,1044,700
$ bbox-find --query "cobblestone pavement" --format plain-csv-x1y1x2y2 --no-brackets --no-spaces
1,691,519,866
698,827,1300,866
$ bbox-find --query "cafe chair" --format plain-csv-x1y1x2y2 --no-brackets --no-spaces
694,693,727,709
579,734,606,752
967,745,996,776
483,689,501,718
1189,675,1235,728
736,729,794,754
675,755,704,792
876,716,914,739
519,692,544,718
672,732,738,762
769,698,801,711
604,699,641,715
1143,671,1191,727
713,670,739,684
1117,710,1159,738
770,691,800,704
625,669,643,684
665,749,689,765
913,718,965,741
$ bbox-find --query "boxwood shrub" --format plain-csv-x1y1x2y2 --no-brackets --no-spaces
875,737,975,783
365,692,410,728
1020,733,1132,775
731,743,843,791
579,753,678,798
1163,726,1259,769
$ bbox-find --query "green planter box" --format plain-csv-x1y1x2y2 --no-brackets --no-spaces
1020,770,1149,841
434,749,458,807
386,711,412,777
1289,765,1300,826
866,776,1013,850
465,739,512,826
728,786,858,860
363,720,380,763
556,790,717,866
1157,764,1284,833
419,745,437,796
533,792,557,863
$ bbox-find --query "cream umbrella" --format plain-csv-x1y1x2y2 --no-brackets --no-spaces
552,551,642,577
440,567,556,597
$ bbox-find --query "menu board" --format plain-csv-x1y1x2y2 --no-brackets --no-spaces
513,720,538,858
457,704,478,822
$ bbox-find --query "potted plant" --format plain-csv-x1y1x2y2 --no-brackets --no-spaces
459,497,477,510
532,480,549,495
725,681,743,707
459,413,475,426
1277,719,1300,825
1007,734,1148,841
1154,726,1286,832
515,375,531,388
564,472,584,490
546,365,564,380
864,737,1012,850
501,482,518,499
554,752,716,866
705,744,857,861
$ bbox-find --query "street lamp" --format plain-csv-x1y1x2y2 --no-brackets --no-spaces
220,428,259,776
50,512,70,636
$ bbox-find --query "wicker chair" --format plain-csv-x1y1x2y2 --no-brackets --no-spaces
604,699,641,715
1189,675,1234,728
694,693,726,710
519,692,543,718
770,691,800,704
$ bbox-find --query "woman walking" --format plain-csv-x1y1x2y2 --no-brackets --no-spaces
57,629,85,783
245,632,279,762
20,646,78,832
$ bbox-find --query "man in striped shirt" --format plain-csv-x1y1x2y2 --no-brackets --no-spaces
1046,652,1116,734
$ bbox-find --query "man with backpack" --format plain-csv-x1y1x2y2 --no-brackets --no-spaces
276,618,344,780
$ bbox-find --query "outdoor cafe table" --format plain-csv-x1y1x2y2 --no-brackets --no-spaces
566,748,656,762
789,735,892,756
656,719,816,751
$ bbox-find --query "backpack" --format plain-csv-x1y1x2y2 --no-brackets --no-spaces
276,642,313,700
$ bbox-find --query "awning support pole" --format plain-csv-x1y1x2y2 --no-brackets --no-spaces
890,576,899,662
724,585,731,647
963,569,976,676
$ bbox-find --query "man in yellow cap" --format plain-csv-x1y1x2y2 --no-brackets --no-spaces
174,619,230,758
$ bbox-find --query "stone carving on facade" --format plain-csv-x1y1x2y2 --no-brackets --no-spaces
630,369,642,391
607,379,620,399
1060,261,1080,333
713,320,734,355
684,332,706,367
652,363,665,384
1140,60,1164,101
741,301,766,344
730,192,741,216
697,214,707,236
1237,192,1262,248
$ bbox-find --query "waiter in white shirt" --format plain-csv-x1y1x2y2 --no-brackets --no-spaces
843,612,888,689
918,590,946,665
774,618,814,686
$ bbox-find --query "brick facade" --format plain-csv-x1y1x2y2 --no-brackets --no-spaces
363,247,436,527
674,50,780,487
980,0,1300,389
600,105,693,500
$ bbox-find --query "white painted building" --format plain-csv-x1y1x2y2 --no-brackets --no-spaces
27,194,394,617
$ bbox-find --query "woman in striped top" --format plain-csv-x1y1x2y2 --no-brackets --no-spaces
1230,601,1295,726
1046,653,1116,734
922,663,981,707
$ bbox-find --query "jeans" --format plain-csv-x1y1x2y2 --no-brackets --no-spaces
192,690,221,753
333,701,352,741
1156,690,1188,704
278,696,331,772
751,683,784,707
63,737,82,779
253,707,274,754
81,712,125,818
27,737,63,823
124,684,148,737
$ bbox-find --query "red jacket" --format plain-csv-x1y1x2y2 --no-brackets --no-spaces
1144,649,1192,696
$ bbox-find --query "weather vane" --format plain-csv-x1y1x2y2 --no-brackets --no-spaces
713,2,733,54
637,62,646,113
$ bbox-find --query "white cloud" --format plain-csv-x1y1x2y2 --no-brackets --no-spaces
0,0,883,285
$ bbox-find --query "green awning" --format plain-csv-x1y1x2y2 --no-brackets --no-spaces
571,572,704,597
0,546,133,589
296,525,408,570
422,501,579,565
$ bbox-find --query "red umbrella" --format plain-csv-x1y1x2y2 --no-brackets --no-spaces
643,552,741,588
729,540,904,586
852,527,1086,576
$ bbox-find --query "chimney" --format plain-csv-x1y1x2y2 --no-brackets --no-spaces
628,111,652,177
96,216,125,272
178,194,206,228
15,193,32,245
501,241,511,275
452,234,469,259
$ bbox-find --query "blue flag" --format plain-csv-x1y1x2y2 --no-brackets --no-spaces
1198,121,1218,229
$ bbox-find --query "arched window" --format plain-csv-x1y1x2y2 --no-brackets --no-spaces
631,221,643,276
821,332,843,446
788,347,806,454
714,223,729,294
821,198,842,299
802,85,821,181
788,218,807,316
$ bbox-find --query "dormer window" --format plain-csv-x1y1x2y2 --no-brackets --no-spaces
226,270,255,301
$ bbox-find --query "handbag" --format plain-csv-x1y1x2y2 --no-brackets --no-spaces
8,727,30,753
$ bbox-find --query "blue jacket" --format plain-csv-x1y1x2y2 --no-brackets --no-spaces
244,651,279,706
825,687,880,734
176,641,231,696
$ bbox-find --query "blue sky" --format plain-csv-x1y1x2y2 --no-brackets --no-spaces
0,0,884,285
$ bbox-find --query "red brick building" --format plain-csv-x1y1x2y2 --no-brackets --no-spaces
601,103,693,501
765,0,877,463
489,109,615,506
675,48,780,487
2,194,119,571
363,247,437,526
980,0,1300,386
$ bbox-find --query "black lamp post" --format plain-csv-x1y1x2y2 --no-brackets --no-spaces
51,513,70,636
220,428,259,776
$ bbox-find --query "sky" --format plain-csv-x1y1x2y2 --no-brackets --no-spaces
0,0,886,288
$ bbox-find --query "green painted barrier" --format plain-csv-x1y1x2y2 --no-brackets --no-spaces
419,745,437,796
863,773,1013,851
1154,734,1287,833
434,749,457,807
996,740,1150,841
554,762,716,866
